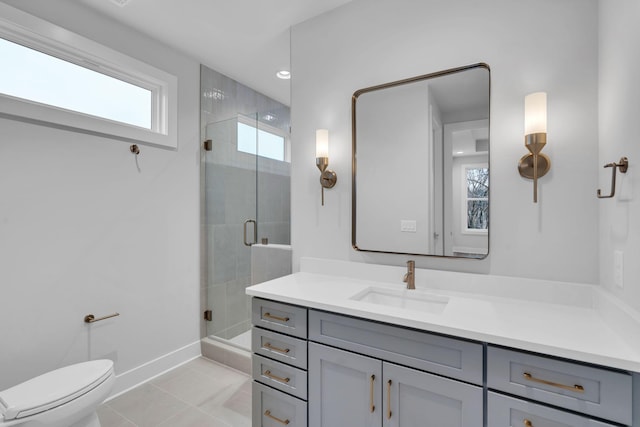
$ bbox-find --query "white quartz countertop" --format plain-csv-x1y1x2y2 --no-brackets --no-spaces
247,270,640,372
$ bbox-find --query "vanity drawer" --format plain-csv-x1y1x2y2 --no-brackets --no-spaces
309,309,483,385
488,392,617,427
253,381,307,427
253,327,308,370
253,354,308,400
252,298,308,339
487,346,632,425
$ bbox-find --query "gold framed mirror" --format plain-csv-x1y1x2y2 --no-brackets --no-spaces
352,63,490,258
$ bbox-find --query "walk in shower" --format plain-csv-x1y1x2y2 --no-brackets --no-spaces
203,113,290,350
201,66,291,355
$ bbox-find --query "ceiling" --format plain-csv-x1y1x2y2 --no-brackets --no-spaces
79,0,353,106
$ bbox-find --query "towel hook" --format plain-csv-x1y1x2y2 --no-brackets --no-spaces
130,144,141,172
84,312,120,323
597,157,628,199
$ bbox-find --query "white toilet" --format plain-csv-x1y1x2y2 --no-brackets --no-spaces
0,359,115,427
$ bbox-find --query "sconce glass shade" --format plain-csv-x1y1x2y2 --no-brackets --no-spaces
524,92,547,136
520,92,549,203
316,129,329,158
314,128,336,206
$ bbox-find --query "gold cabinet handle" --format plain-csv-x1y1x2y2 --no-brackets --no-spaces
386,379,392,420
264,370,290,383
264,410,290,425
524,420,533,427
263,342,290,354
523,372,585,393
263,312,290,322
370,374,376,413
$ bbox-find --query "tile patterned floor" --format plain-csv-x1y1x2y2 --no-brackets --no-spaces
98,357,251,427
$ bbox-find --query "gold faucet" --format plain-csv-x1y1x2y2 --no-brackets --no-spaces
403,260,415,289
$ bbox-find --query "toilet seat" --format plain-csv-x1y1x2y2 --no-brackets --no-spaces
0,360,113,421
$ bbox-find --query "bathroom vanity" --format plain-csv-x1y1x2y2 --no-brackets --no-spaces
248,259,640,427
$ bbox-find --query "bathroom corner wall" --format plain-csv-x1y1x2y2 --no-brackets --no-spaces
0,1,200,390
290,0,600,284
598,0,640,312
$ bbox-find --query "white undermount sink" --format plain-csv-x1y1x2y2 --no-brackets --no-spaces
350,286,449,314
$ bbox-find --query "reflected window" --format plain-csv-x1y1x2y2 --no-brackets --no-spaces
464,166,489,232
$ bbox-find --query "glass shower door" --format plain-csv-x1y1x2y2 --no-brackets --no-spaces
203,113,258,348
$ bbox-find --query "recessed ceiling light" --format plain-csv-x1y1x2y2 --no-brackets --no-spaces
203,88,225,100
276,70,291,80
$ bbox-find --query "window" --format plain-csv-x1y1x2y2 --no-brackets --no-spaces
0,3,177,148
237,121,288,162
463,165,489,233
0,38,152,129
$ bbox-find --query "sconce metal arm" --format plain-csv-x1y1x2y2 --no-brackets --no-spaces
316,157,337,206
597,157,628,199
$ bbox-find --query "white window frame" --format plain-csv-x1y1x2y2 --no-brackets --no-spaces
0,3,178,148
461,163,489,235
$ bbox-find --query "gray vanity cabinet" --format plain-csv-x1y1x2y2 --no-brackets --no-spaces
308,342,483,427
487,346,633,426
383,362,483,427
251,297,637,427
252,298,308,427
308,342,382,427
307,308,484,427
487,392,617,427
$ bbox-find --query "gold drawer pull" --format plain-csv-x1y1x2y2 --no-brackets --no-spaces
523,372,585,393
370,374,376,413
264,370,290,383
264,410,290,425
264,342,291,354
387,379,392,420
263,312,290,322
524,420,533,427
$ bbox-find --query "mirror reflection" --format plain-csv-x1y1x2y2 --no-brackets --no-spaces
352,63,490,258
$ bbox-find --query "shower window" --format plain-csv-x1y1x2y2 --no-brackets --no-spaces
237,121,289,162
0,2,177,147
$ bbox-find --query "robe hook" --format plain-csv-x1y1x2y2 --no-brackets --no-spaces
597,156,628,199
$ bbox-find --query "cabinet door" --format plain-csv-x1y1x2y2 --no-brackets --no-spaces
309,342,382,427
383,362,483,427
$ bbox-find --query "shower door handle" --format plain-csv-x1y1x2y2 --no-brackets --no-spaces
243,219,257,246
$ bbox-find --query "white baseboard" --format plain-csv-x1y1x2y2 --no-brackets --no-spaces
106,340,201,400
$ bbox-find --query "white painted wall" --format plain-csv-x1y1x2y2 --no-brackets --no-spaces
291,0,599,283
0,1,200,391
598,0,640,311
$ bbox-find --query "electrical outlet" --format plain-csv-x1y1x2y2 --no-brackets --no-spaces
400,220,417,233
614,250,624,289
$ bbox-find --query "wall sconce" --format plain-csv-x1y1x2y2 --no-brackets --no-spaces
518,92,550,203
315,129,337,206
